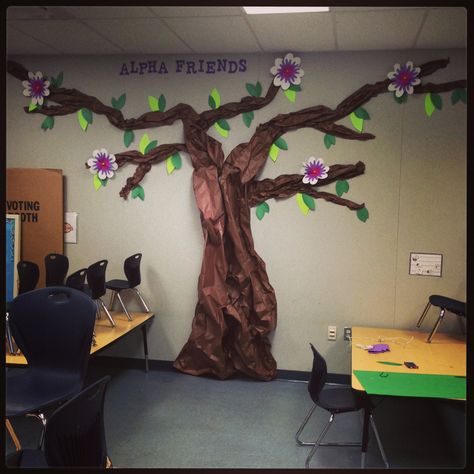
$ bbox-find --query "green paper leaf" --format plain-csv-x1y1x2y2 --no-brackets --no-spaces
335,180,349,197
289,83,302,92
28,102,38,112
274,137,288,150
209,88,221,109
242,111,254,128
77,109,92,131
357,207,369,222
214,122,229,138
124,130,134,147
451,88,467,105
148,95,159,112
324,134,336,149
171,152,182,169
431,93,442,110
112,93,126,110
55,71,64,88
100,178,107,187
166,156,175,175
144,140,158,154
208,95,217,110
93,174,102,191
216,119,230,131
302,193,315,211
158,94,166,112
82,108,93,124
245,81,262,97
131,185,145,201
268,143,280,162
394,93,408,104
350,111,364,132
296,193,309,216
41,116,54,131
139,133,151,155
284,89,297,103
354,107,370,120
256,201,270,220
424,93,435,117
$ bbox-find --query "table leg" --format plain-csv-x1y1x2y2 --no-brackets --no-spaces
361,405,371,468
141,324,149,373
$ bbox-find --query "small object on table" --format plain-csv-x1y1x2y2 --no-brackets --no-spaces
377,361,402,366
368,343,390,353
404,361,418,369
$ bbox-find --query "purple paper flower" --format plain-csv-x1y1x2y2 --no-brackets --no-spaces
270,53,304,90
387,61,421,97
87,149,118,179
22,71,50,105
301,157,329,185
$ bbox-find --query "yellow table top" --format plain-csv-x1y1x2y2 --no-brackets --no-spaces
6,311,155,366
351,326,466,391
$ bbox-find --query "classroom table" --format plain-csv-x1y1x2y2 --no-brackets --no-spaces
6,311,155,372
351,326,466,468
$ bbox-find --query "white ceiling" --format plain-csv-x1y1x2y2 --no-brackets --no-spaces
6,5,467,56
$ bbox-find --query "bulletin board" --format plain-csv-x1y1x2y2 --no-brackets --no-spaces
6,214,21,302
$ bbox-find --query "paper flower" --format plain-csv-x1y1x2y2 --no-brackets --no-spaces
387,61,421,97
270,53,304,90
87,149,118,179
301,157,329,185
22,71,50,105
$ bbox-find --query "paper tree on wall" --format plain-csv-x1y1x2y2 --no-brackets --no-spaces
8,56,466,381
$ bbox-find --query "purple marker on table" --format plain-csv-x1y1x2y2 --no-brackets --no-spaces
368,343,390,353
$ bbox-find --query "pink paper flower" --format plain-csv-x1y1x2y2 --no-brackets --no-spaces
270,53,304,90
387,61,421,97
87,149,118,179
22,71,50,105
301,157,329,185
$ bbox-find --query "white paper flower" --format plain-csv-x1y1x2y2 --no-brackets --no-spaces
22,71,50,105
387,61,421,97
270,53,304,90
301,157,329,185
87,149,118,179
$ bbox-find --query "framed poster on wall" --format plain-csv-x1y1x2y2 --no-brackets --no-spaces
6,214,21,302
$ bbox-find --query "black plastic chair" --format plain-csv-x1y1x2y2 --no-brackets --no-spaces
6,260,40,355
45,253,69,286
6,376,111,468
6,287,97,448
65,268,88,292
87,259,116,327
416,294,466,342
295,343,389,469
106,253,149,321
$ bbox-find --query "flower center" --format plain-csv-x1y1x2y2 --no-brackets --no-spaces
97,156,111,170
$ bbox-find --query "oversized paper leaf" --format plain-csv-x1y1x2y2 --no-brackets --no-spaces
172,152,182,169
144,140,158,154
93,174,102,191
296,193,310,215
268,143,280,162
214,122,229,138
302,193,315,211
335,180,349,197
431,93,442,110
246,81,262,97
289,84,302,92
124,130,134,147
78,108,93,131
148,95,159,112
158,94,166,112
111,93,126,110
350,111,364,132
256,201,270,220
166,156,175,175
216,119,230,131
131,185,145,201
50,71,64,88
284,89,297,103
242,111,254,128
424,93,435,117
41,116,54,131
28,102,38,112
209,88,221,109
100,178,107,187
354,107,370,120
208,95,217,110
394,93,408,104
324,134,336,149
274,137,288,150
451,88,467,105
357,207,369,222
139,133,151,154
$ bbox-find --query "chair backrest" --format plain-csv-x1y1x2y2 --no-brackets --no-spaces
9,287,96,380
65,268,88,293
307,343,328,403
17,260,40,294
45,253,69,286
86,260,108,299
44,376,111,467
124,253,142,288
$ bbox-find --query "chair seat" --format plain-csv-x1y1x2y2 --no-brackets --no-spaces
317,386,362,414
106,279,132,291
6,372,82,417
6,448,47,467
429,295,466,316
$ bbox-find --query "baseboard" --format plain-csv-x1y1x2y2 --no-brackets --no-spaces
89,355,351,384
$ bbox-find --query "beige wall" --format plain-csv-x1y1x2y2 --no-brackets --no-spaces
6,49,466,374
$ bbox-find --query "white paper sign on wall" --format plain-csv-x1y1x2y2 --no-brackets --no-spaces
409,252,442,277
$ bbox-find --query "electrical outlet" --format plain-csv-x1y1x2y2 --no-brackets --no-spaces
328,325,337,341
344,327,352,341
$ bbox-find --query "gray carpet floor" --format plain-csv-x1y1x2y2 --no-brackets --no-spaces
5,364,466,469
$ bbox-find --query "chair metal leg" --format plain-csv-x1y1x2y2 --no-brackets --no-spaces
295,404,318,446
27,412,47,449
116,292,133,321
427,308,445,343
99,298,116,327
6,419,21,451
416,301,431,328
6,313,16,355
370,414,389,468
109,291,116,310
305,413,334,468
95,300,102,320
133,288,150,312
